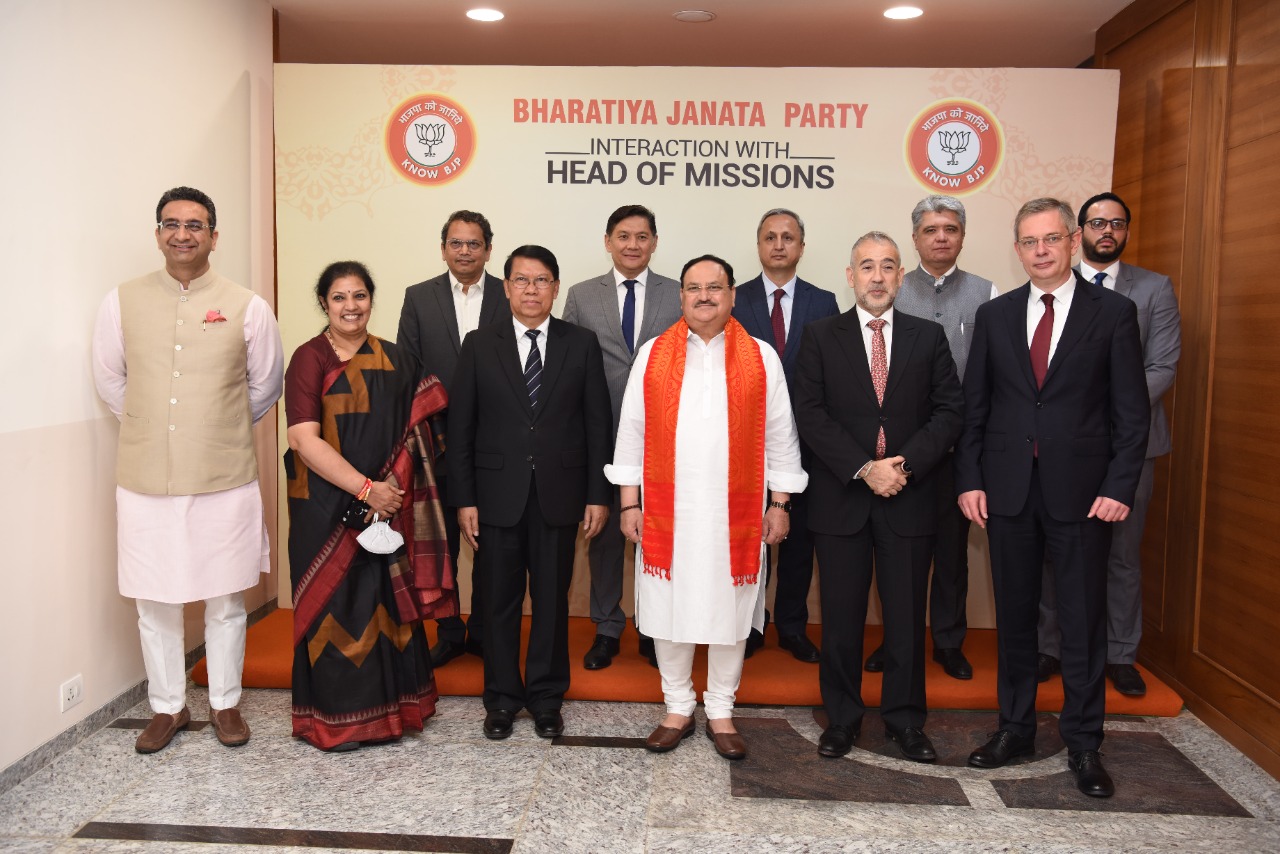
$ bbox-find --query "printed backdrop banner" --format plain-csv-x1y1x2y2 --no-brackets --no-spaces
274,64,1119,623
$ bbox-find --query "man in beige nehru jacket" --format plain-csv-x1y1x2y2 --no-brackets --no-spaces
92,186,283,754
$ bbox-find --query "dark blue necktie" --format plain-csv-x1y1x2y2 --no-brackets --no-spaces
621,279,637,354
1093,271,1107,288
524,329,542,407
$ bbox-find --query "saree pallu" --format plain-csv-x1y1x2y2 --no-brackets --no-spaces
285,335,455,750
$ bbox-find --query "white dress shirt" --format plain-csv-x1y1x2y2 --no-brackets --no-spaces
450,271,487,339
854,304,895,372
613,268,649,339
1026,275,1077,362
762,274,797,336
514,314,552,364
1079,260,1120,291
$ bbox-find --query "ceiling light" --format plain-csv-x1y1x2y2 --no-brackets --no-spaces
673,10,716,23
466,8,504,22
884,6,923,19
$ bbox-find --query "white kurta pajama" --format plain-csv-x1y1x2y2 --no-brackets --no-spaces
605,327,806,716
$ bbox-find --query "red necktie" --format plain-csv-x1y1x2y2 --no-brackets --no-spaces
869,318,888,459
770,289,786,354
1030,294,1054,389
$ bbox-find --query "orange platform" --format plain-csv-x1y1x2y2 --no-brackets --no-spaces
193,608,1183,716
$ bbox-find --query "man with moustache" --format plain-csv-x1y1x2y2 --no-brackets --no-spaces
448,245,612,739
397,210,509,668
865,195,998,681
1036,193,1182,697
563,205,682,670
732,208,839,662
957,198,1148,797
793,232,963,762
607,254,806,760
93,186,284,753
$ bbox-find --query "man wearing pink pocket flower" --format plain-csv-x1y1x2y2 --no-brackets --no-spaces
92,186,284,754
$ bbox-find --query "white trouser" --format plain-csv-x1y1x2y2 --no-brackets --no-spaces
654,638,747,720
136,592,247,714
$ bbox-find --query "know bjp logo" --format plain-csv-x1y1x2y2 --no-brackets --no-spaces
385,93,477,187
904,99,1003,195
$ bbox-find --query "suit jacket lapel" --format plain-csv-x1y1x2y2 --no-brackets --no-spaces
783,281,810,365
882,315,917,403
833,311,879,406
498,321,535,418
537,320,567,419
432,278,462,353
638,274,673,344
1043,273,1101,387
1003,285,1039,392
596,273,627,349
478,272,507,329
1114,263,1135,299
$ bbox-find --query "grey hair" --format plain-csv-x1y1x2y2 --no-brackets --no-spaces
910,195,966,232
850,230,900,262
1014,197,1076,237
756,208,805,241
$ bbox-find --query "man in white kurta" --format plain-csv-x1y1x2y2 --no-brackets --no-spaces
606,254,806,760
91,187,283,754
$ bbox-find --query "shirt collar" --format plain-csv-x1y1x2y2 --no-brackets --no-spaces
917,264,958,284
613,268,649,287
1030,274,1077,304
854,304,895,328
513,314,551,339
1078,260,1120,284
449,271,486,293
762,274,798,299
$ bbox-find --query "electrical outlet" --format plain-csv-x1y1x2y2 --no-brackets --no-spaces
60,674,83,713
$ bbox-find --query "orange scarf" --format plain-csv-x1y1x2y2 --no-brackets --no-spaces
641,317,768,585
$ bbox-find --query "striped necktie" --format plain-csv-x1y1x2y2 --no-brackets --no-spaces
524,329,542,407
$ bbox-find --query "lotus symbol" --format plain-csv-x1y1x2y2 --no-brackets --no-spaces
937,129,971,166
414,122,448,157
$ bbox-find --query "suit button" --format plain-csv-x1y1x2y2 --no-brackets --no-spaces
1036,401,1044,408
526,455,533,462
879,416,887,422
1026,436,1034,443
935,312,942,318
530,425,535,432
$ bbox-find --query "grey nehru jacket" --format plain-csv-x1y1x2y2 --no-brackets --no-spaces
894,266,995,384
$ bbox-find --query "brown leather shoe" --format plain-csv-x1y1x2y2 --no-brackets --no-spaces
705,722,747,760
135,707,191,754
645,719,696,753
210,707,251,747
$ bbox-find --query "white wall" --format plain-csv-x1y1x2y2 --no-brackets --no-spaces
0,0,276,771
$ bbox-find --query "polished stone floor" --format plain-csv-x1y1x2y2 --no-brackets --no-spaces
2,688,1278,852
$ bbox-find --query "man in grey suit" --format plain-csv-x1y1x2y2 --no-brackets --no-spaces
396,210,509,667
562,204,683,669
866,195,998,681
1037,192,1181,697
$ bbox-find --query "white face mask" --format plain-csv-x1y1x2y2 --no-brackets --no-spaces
356,514,404,555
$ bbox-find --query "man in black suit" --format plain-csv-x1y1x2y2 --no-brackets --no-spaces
732,208,839,662
397,210,509,667
447,245,613,740
957,198,1148,798
793,232,963,762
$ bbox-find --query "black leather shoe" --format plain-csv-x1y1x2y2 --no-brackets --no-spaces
1036,653,1061,683
968,730,1036,768
583,634,620,670
430,638,467,668
1106,663,1147,697
638,634,658,668
817,723,859,758
743,629,765,660
864,645,885,672
483,709,515,740
886,726,937,762
932,647,973,680
464,637,484,658
533,710,564,739
1068,749,1115,797
778,633,820,663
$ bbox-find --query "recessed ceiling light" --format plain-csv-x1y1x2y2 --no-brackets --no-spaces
884,6,923,19
467,8,504,22
673,10,716,23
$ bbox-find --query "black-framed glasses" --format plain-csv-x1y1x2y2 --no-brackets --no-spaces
509,275,556,290
1083,218,1129,232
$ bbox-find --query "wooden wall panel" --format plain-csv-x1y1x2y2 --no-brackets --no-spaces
1226,0,1280,148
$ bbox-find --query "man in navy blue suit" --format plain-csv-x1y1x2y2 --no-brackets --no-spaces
732,209,839,661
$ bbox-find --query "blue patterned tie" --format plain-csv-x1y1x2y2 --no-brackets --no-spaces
1093,271,1107,288
621,279,637,354
524,329,542,408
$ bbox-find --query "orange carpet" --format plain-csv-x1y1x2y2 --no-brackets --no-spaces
193,608,1183,716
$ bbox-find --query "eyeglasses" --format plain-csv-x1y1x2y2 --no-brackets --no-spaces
446,238,485,252
1016,233,1071,250
509,275,556,290
683,284,729,295
1083,218,1129,232
158,219,210,234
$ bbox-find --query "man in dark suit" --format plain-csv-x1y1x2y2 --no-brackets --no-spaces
957,198,1149,798
448,245,613,740
793,232,963,762
396,210,509,667
1037,192,1182,698
732,208,839,662
563,205,682,670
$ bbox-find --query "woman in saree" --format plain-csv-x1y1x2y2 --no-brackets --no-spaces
284,261,455,751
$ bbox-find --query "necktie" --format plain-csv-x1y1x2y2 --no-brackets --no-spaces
621,279,637,354
524,329,542,408
1030,294,1054,389
770,289,787,354
868,318,888,459
1093,271,1107,288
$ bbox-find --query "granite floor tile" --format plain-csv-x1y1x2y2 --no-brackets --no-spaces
0,838,59,853
514,747,652,853
1153,711,1280,821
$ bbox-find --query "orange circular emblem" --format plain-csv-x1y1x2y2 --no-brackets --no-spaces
385,94,476,186
904,99,1004,195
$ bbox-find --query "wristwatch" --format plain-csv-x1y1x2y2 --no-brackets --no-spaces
899,460,913,477
768,499,792,513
